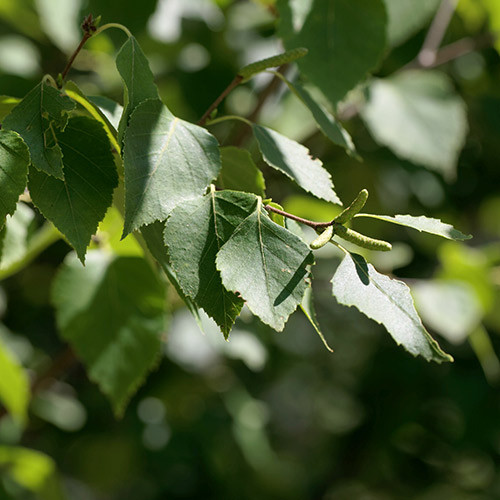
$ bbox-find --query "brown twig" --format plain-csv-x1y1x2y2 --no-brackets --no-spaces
197,75,243,126
60,14,98,84
416,0,459,67
264,204,332,229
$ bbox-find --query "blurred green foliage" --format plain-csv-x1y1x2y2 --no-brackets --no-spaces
0,0,500,499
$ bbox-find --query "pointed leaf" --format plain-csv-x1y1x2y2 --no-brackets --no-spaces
0,338,30,425
165,190,258,336
362,71,468,179
216,200,314,331
218,147,266,197
29,116,118,262
281,78,356,154
331,252,453,363
3,82,75,179
277,0,387,105
140,221,203,330
253,124,341,204
116,36,160,142
301,286,333,352
51,250,167,416
355,214,472,240
0,130,30,228
123,99,221,236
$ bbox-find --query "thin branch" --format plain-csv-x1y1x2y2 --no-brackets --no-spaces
417,0,459,67
264,204,332,229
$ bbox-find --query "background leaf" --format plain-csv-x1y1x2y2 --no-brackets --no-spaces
278,0,387,106
165,190,258,336
51,250,167,416
29,116,118,262
217,147,266,197
0,338,30,425
0,130,30,228
383,0,440,46
355,214,472,240
3,82,75,179
331,252,453,363
362,71,468,179
253,124,341,204
122,99,221,236
216,201,314,331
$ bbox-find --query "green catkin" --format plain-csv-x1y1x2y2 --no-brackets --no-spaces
238,48,308,81
310,225,334,249
333,223,392,252
334,189,369,224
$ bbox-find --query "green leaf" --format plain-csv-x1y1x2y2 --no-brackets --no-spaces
253,124,341,204
165,189,258,336
300,286,333,351
122,99,221,236
280,77,356,154
64,81,121,153
278,0,387,105
383,0,440,46
218,147,266,197
140,221,203,330
216,199,314,331
29,116,118,263
331,252,453,363
355,214,472,240
0,130,30,228
51,250,167,416
116,36,160,142
362,71,468,179
0,446,64,500
3,82,75,179
0,338,30,425
0,95,20,121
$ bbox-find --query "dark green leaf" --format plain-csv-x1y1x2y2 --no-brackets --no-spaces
29,116,118,263
165,189,258,336
122,99,221,236
362,71,468,179
0,130,30,228
331,252,453,363
216,199,314,331
3,82,75,179
218,147,266,197
140,221,203,330
278,0,387,105
253,124,341,204
355,214,472,240
116,36,160,142
51,250,167,416
281,78,356,154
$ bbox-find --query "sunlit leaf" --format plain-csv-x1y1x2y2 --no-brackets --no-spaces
216,199,314,331
122,99,221,236
253,124,341,204
3,82,75,179
355,214,472,240
331,252,453,363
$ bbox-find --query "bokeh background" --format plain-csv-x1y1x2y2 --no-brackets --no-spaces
1,0,500,498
